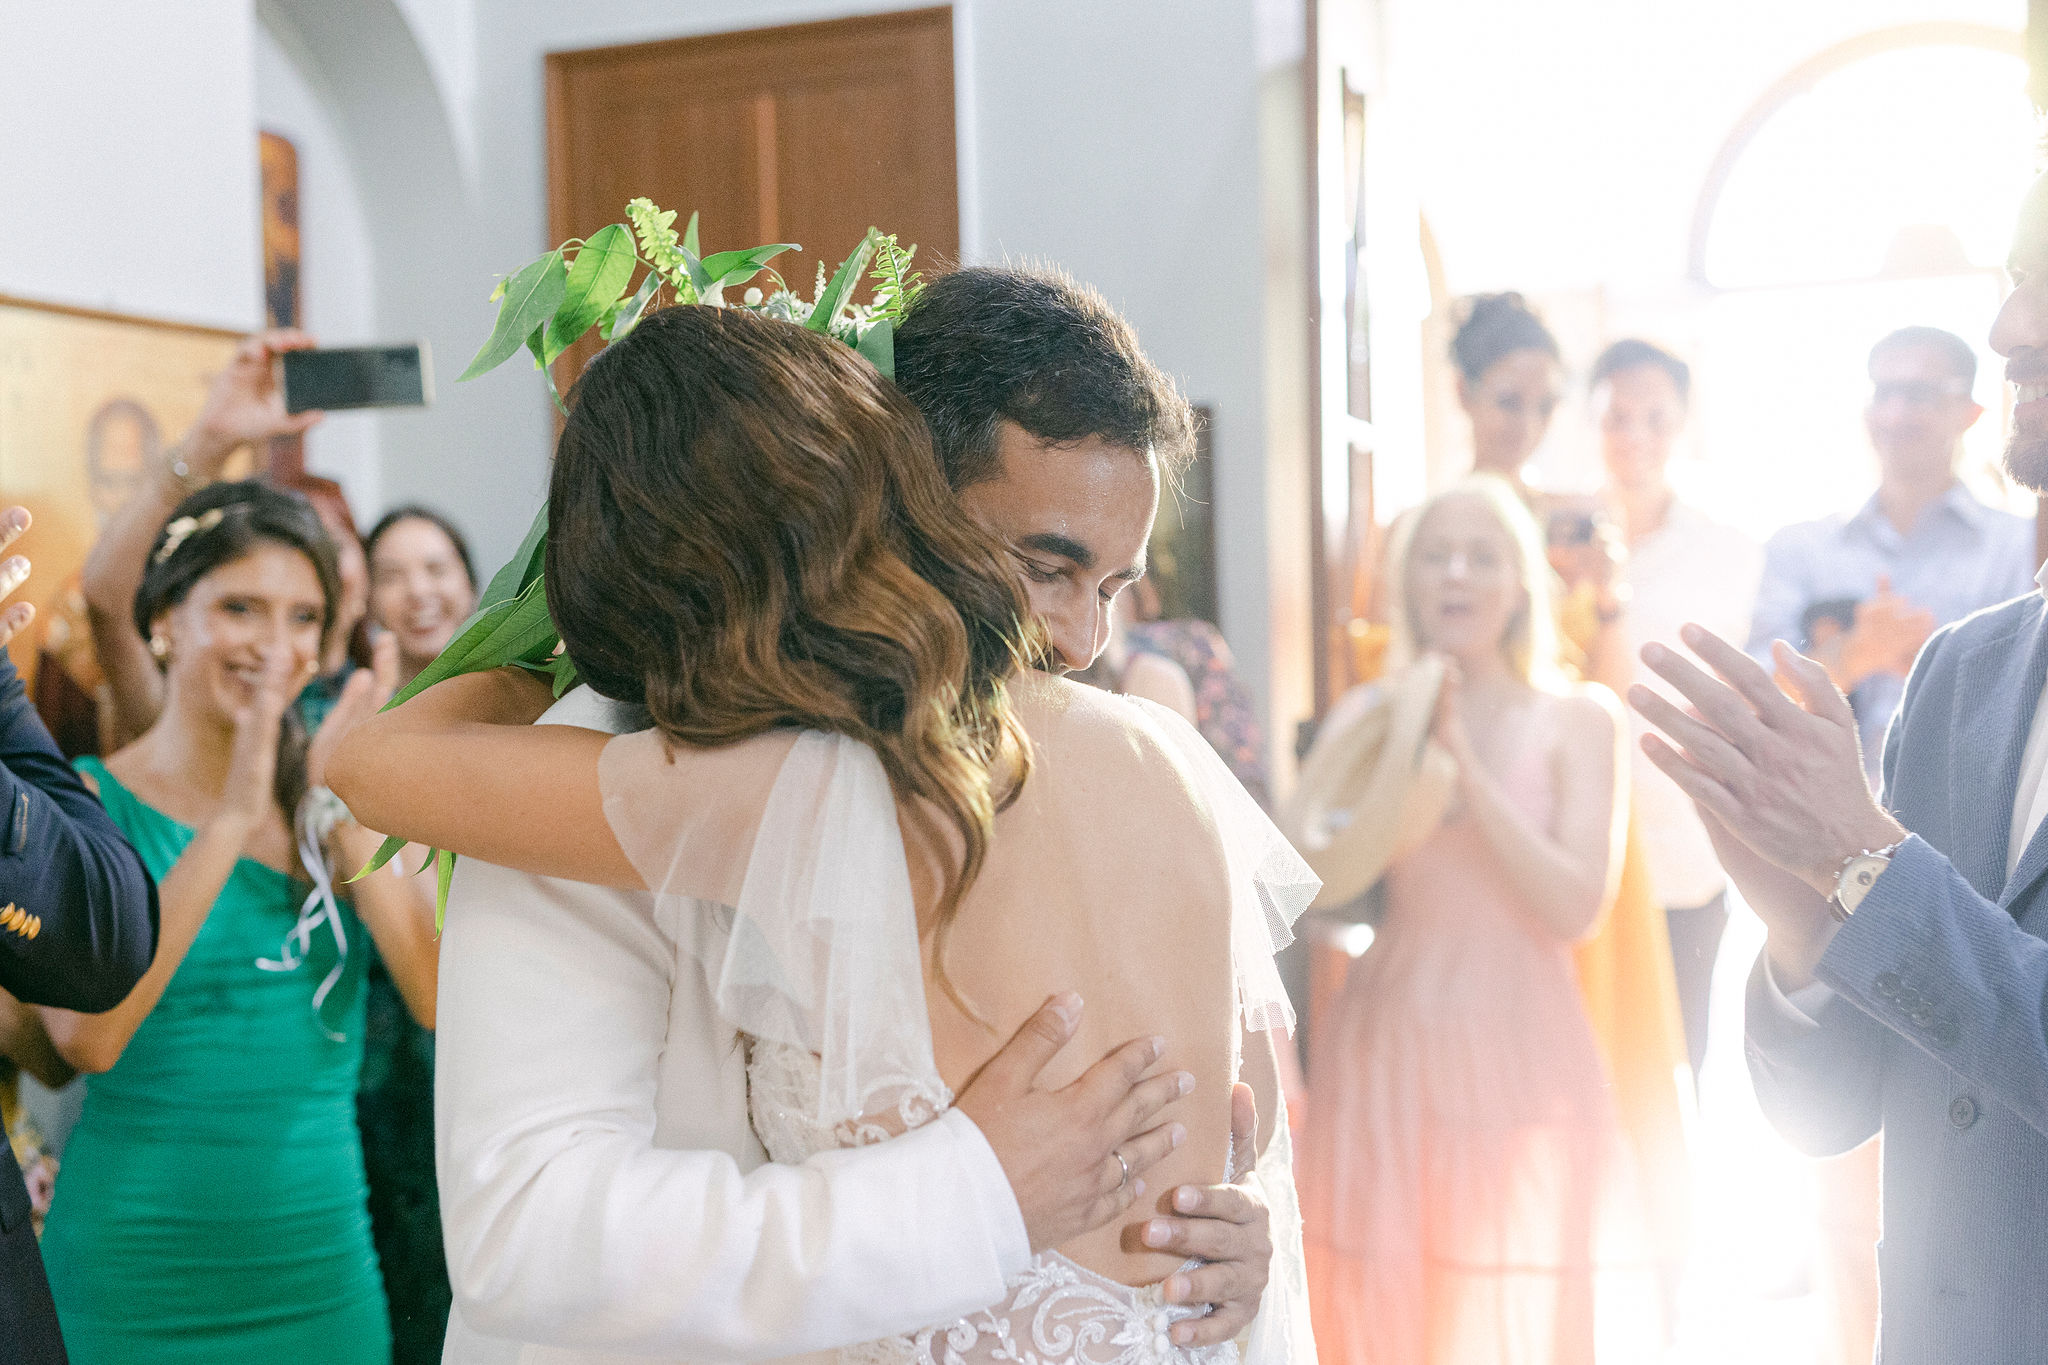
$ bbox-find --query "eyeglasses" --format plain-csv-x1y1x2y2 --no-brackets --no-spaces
1871,380,1971,408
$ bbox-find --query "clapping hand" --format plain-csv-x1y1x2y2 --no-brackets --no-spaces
1627,624,1905,905
306,633,400,796
1834,575,1935,689
1428,657,1476,815
0,507,33,651
220,648,317,835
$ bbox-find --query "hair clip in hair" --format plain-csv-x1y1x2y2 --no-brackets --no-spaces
154,507,226,564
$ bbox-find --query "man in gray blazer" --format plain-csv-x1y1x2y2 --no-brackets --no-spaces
1627,170,2048,1364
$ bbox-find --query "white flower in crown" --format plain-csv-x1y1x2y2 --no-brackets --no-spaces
154,507,226,564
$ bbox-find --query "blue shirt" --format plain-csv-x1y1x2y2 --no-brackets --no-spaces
1749,483,2036,781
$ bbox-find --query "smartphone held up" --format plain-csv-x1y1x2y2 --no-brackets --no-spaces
281,344,434,414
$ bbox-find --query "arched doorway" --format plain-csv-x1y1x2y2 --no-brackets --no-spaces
1683,25,2034,538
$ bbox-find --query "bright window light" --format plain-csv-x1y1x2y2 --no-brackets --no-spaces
1705,46,2036,289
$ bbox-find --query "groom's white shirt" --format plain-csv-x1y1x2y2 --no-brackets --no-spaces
436,686,1030,1365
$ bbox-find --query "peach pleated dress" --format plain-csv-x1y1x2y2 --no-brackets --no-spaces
1299,698,1660,1364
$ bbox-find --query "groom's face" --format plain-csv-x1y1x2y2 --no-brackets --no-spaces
956,420,1159,673
1994,173,2048,493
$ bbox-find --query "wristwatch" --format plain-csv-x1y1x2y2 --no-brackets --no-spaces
1829,840,1904,921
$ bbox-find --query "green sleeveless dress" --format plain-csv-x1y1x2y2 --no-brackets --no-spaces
40,759,389,1364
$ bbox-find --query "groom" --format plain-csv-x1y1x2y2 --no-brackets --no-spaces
1629,172,2048,1360
439,265,1277,1361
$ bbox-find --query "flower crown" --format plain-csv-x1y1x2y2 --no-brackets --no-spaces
356,201,925,917
153,507,227,564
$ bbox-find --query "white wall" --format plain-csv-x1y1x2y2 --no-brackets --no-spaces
0,0,261,329
254,0,513,571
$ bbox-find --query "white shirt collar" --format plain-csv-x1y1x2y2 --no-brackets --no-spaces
2036,559,2048,601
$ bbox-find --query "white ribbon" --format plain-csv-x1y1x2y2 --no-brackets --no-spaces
256,786,353,1042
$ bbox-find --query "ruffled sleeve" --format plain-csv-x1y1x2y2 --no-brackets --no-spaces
599,727,945,1133
1121,697,1321,1036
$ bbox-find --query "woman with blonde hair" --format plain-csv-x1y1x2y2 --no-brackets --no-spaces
1297,475,1658,1363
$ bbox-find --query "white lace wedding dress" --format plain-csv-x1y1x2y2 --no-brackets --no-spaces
747,1040,1238,1365
600,695,1318,1365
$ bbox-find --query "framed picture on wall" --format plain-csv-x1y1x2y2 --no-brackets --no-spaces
260,129,307,479
0,294,245,752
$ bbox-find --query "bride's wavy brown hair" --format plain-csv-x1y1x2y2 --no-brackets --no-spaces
547,305,1034,999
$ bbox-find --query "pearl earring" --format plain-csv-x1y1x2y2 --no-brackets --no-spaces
149,634,170,661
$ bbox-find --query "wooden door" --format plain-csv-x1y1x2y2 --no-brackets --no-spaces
546,7,959,391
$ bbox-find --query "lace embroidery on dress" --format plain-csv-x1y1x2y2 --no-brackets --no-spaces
747,1041,1237,1365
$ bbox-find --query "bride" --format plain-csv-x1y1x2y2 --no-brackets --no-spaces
333,303,1315,1361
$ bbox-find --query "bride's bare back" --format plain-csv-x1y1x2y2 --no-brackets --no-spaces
594,673,1244,1286
920,674,1238,1287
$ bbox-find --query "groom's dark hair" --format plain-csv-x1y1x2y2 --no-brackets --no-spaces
892,265,1195,491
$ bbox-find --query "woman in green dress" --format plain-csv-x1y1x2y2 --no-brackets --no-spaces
34,480,441,1365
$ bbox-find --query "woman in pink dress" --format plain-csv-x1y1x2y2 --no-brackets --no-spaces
1300,476,1658,1363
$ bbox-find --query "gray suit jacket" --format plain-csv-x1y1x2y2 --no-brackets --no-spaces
1747,590,2048,1364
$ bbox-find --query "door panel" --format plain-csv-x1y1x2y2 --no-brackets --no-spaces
547,8,959,393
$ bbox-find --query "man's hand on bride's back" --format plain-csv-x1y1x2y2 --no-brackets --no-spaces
1142,1081,1273,1347
956,993,1192,1255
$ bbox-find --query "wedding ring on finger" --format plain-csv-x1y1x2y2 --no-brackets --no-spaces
1113,1148,1132,1192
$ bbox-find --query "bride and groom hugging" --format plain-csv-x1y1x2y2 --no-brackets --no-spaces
332,266,1318,1364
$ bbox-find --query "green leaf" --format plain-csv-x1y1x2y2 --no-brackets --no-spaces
454,575,561,671
434,849,456,933
526,325,568,414
856,317,895,379
807,230,880,334
385,572,560,709
479,505,548,612
678,247,718,302
547,650,581,698
544,224,635,362
602,269,661,342
461,251,567,381
351,833,409,882
701,243,800,289
384,599,513,709
541,355,567,414
681,210,700,260
868,235,925,323
523,327,567,416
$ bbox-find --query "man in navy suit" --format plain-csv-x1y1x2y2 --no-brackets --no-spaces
0,508,159,1363
1630,172,2048,1362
